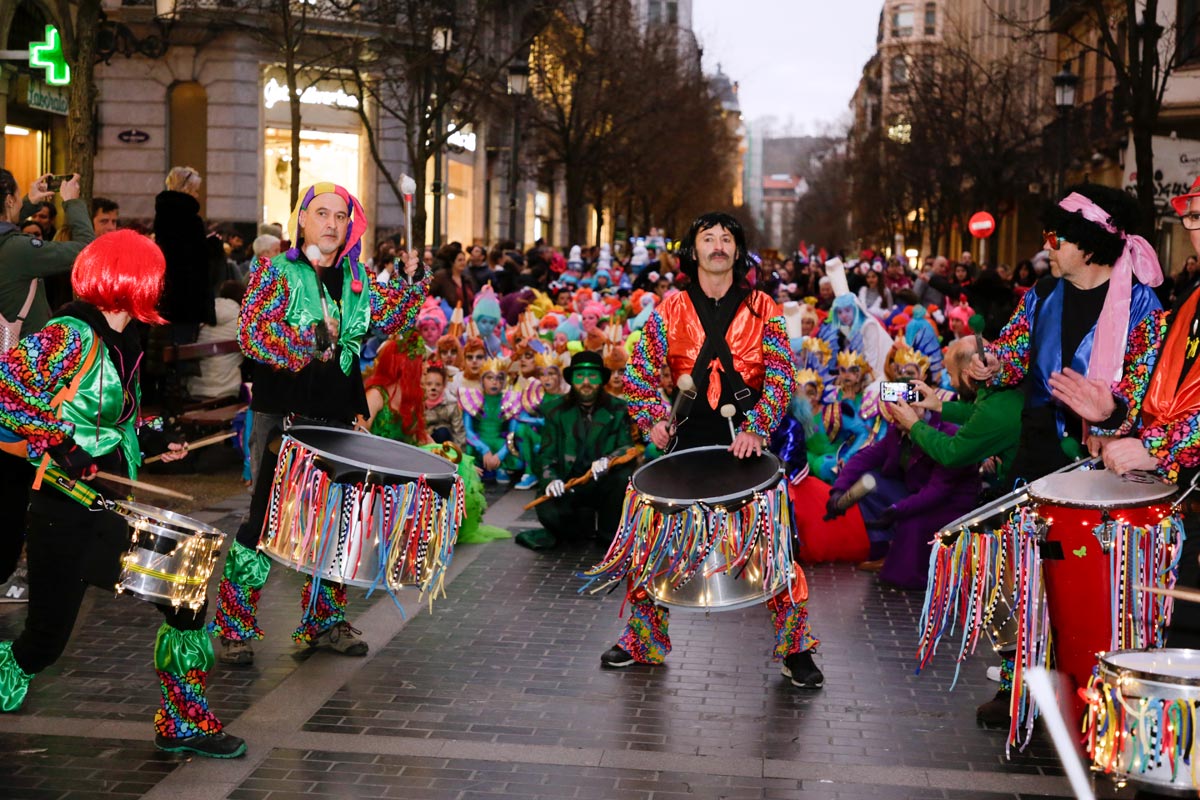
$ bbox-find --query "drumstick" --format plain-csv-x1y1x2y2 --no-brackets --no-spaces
143,432,236,464
523,446,642,510
720,404,737,443
1136,584,1200,605
94,471,195,502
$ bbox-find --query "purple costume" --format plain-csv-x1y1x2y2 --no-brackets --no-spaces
831,414,979,588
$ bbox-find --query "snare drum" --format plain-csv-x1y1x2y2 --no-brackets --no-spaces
1021,469,1182,722
260,426,464,599
1085,649,1200,793
582,446,795,612
115,501,226,609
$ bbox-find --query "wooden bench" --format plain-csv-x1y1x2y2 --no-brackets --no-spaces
160,339,246,427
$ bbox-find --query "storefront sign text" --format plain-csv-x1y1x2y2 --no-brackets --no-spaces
263,77,358,111
26,80,68,115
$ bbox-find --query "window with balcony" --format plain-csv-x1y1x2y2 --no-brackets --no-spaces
1180,0,1200,65
924,3,937,35
892,3,914,37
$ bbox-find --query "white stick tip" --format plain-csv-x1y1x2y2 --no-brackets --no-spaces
676,373,695,392
720,404,736,418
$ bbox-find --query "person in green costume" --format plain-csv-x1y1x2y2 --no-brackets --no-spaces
459,357,523,484
0,231,245,758
515,351,636,550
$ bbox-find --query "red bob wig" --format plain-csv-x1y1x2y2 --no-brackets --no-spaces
72,229,167,325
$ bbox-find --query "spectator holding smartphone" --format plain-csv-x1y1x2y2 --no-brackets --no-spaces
0,168,95,604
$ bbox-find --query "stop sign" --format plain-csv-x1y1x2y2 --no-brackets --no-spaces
968,211,996,238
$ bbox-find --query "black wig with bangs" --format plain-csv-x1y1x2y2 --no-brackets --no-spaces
1040,183,1141,266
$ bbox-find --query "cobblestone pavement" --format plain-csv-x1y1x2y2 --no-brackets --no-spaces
0,488,1144,799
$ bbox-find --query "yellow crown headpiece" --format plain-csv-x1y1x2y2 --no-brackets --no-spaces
535,351,570,369
795,368,823,386
892,345,930,374
836,349,868,371
481,356,507,377
801,337,832,363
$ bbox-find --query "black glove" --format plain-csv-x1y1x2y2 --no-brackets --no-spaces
47,438,98,480
863,507,897,530
311,320,334,355
824,491,845,521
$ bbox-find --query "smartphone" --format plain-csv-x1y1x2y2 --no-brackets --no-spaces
45,174,72,191
880,381,919,403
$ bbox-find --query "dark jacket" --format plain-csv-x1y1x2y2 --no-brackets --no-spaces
154,190,215,326
536,394,635,489
0,199,94,335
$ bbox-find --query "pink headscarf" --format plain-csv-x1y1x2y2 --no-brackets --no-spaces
1058,192,1162,386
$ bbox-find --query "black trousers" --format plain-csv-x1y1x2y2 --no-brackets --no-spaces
11,487,206,675
535,468,633,541
0,455,33,581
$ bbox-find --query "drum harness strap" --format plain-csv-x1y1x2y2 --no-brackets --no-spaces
679,284,761,447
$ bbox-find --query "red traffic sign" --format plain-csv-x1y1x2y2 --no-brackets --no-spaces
968,211,995,239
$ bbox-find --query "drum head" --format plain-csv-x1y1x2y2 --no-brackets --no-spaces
631,445,782,509
287,426,458,487
1100,648,1200,685
1028,468,1176,509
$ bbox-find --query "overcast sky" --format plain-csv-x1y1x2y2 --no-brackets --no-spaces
692,0,883,136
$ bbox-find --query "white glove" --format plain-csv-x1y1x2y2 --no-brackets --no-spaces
591,457,609,477
546,479,565,497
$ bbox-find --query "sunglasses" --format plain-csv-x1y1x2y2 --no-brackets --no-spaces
1042,230,1069,250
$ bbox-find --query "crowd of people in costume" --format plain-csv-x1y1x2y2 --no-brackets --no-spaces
1,156,1200,785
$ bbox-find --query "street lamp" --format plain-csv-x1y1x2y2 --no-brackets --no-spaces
430,10,453,248
1052,61,1078,195
507,59,530,244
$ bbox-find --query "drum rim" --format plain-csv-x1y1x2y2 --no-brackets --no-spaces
115,500,225,539
1098,647,1200,687
630,445,783,507
286,425,458,481
1028,469,1177,509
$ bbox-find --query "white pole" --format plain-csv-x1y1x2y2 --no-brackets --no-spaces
1024,668,1096,800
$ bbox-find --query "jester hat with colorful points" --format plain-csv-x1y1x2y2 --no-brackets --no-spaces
286,182,368,292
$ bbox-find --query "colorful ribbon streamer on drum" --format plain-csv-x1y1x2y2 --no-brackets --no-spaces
262,437,464,612
915,524,1010,687
579,477,796,604
1084,671,1198,787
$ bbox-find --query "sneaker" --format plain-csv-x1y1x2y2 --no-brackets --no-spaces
976,689,1011,727
155,731,246,758
781,650,824,689
0,573,28,603
986,665,1002,683
514,473,537,491
307,621,369,656
600,645,637,669
495,471,512,485
217,637,254,666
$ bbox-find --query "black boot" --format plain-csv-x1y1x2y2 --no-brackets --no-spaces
976,689,1011,727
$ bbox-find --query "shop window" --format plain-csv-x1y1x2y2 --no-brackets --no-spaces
887,115,912,143
1179,0,1200,65
924,2,936,35
534,190,551,243
892,3,914,37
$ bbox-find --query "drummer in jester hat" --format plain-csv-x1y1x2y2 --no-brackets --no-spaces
515,351,635,551
0,231,245,758
600,211,825,690
1051,174,1200,652
211,182,427,666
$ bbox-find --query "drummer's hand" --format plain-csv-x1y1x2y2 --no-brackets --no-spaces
159,442,188,463
1102,437,1159,476
909,380,941,413
48,439,98,481
730,430,764,459
403,249,421,280
1048,368,1115,423
324,315,340,341
889,399,919,431
590,457,609,477
649,420,671,450
967,352,998,383
546,479,565,498
1085,432,1114,458
482,452,500,471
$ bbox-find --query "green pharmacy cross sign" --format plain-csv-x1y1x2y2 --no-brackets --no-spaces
30,25,70,86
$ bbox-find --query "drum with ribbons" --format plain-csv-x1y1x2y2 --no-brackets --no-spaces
259,426,465,603
580,445,801,612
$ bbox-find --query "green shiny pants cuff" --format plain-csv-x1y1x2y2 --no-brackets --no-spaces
222,540,271,589
0,641,34,712
154,623,216,674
